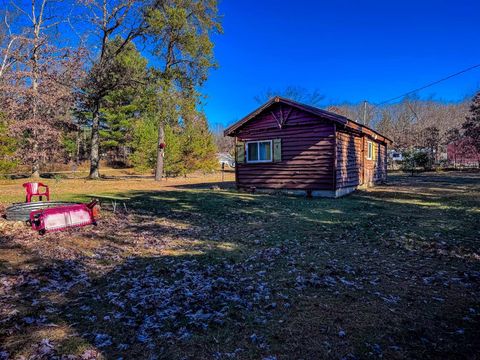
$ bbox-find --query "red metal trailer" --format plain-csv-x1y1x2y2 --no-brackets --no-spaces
29,200,99,235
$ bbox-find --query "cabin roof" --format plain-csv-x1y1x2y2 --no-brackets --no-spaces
224,96,392,144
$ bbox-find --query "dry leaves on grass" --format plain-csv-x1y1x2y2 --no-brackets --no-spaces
1,173,479,359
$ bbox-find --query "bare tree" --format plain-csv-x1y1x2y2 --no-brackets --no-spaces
0,0,84,177
326,102,375,126
212,123,234,154
0,8,23,79
255,86,325,107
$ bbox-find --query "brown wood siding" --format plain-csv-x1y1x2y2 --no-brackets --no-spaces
376,141,388,182
363,138,387,185
336,131,388,189
235,106,335,190
336,130,363,189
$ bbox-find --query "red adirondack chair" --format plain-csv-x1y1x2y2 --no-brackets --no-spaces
23,182,50,202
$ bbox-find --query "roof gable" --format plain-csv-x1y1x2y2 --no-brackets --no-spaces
224,96,348,136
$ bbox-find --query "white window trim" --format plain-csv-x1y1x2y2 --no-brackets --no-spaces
367,141,373,160
246,140,273,163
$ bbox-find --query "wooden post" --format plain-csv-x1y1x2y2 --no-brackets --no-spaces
155,125,165,181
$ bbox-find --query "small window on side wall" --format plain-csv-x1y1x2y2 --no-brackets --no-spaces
367,141,373,160
246,140,272,163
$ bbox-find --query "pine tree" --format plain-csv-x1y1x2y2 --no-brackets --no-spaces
130,113,218,176
376,110,395,142
0,114,17,174
463,92,480,152
164,124,185,177
145,0,222,180
180,116,217,174
82,38,148,168
130,115,159,172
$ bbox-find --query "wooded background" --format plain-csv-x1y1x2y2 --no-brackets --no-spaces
0,0,222,179
0,0,479,178
254,87,480,169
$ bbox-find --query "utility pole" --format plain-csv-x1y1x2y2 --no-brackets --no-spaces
363,100,368,125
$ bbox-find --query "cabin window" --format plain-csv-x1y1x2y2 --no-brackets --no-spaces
246,140,272,163
367,141,373,160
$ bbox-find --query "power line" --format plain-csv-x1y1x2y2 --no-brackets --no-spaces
373,63,480,107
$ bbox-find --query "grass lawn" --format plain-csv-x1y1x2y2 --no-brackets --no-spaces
0,172,479,359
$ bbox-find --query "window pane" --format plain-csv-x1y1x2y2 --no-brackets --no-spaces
259,141,271,160
247,142,258,161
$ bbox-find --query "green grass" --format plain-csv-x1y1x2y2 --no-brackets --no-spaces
0,172,479,359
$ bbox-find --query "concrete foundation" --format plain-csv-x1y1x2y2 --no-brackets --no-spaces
333,186,358,197
238,186,359,198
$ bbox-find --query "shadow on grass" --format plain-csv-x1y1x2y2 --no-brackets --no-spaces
2,241,266,358
168,180,236,190
2,173,480,358
118,177,479,251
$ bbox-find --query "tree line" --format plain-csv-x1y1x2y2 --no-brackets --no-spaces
330,95,480,168
0,0,222,179
1,0,478,179
256,87,480,168
371,94,479,168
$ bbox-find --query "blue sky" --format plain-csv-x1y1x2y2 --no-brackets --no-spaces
203,0,480,127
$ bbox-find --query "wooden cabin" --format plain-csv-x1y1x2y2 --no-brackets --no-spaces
224,96,392,197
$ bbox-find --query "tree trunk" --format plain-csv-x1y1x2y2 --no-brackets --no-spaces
30,0,45,179
31,29,40,178
89,103,101,179
31,159,40,178
155,125,165,181
30,127,40,178
75,127,81,165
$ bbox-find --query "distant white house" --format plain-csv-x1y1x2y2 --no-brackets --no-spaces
388,150,403,161
217,153,235,168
